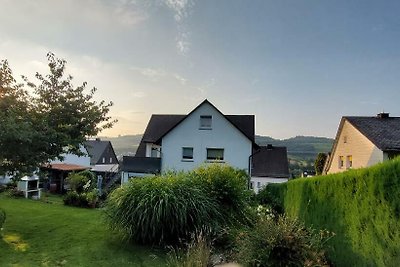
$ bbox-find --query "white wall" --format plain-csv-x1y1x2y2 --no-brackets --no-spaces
327,120,383,174
250,177,288,194
161,102,253,173
0,175,12,185
51,145,91,167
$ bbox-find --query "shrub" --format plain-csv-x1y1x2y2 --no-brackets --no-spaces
63,191,89,207
269,158,400,266
66,170,96,193
235,215,331,267
191,164,252,225
257,183,285,214
167,233,212,267
0,208,6,229
8,187,24,198
105,173,221,245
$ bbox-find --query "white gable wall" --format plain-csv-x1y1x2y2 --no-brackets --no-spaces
250,177,288,194
161,103,252,173
327,120,383,174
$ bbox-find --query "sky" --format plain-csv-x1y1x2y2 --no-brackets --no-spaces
1,0,399,139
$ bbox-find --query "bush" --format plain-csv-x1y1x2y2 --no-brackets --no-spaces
269,157,400,266
167,233,212,267
0,208,6,229
257,184,285,214
66,170,96,193
191,164,252,225
8,187,24,198
105,173,221,245
63,191,89,207
235,215,331,267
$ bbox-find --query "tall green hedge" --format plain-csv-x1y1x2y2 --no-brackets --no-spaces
266,157,400,266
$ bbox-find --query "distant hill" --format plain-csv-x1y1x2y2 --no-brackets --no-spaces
100,134,334,177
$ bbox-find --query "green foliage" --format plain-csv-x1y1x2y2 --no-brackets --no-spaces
105,173,221,245
190,164,252,225
314,153,328,175
0,208,5,229
64,171,98,208
167,233,212,267
8,188,24,198
0,54,116,175
235,215,330,267
257,184,285,214
267,158,400,266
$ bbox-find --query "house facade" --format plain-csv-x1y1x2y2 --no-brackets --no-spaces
122,100,290,190
324,113,400,174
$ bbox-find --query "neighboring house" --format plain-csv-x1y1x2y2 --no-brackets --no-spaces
250,145,290,193
84,138,119,173
324,113,400,175
122,99,289,191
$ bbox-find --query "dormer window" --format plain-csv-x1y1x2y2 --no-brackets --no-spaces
200,115,212,130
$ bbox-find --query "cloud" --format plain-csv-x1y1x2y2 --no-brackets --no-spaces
130,66,188,85
174,74,187,85
163,0,194,56
131,91,146,98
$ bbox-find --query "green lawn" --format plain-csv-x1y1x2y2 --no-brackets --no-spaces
0,193,167,267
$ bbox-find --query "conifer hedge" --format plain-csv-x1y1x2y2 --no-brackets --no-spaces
265,157,400,266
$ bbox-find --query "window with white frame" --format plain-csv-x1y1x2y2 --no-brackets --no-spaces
200,115,212,129
182,147,194,160
257,182,261,188
102,157,105,163
207,148,224,161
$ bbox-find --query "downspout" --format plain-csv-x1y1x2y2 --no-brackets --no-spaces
248,148,261,190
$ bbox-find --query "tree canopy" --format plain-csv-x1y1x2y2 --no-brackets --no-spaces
0,53,116,175
314,152,328,175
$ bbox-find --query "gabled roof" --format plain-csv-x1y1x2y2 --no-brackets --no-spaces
345,116,400,151
135,99,256,157
84,139,118,165
135,115,185,157
155,100,255,144
324,114,400,173
251,146,289,178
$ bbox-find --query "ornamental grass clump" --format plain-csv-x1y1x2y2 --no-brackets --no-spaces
191,164,252,225
105,173,221,245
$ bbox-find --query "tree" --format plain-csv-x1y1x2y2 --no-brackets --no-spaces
0,53,116,175
314,153,328,175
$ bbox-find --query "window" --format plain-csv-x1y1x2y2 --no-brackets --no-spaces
344,136,347,143
207,148,224,161
200,115,212,129
338,156,344,168
257,182,261,188
110,157,112,163
151,147,159,158
102,157,105,163
182,147,194,160
250,182,254,189
347,155,353,169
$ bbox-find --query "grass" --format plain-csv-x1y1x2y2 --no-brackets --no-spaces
0,193,167,267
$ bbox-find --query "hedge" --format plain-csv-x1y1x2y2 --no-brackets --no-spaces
265,157,400,266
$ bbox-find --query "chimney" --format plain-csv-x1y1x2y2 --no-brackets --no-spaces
266,144,273,150
95,137,101,141
377,112,389,119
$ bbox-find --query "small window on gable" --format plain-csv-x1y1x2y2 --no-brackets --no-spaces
344,136,348,143
102,157,105,164
200,115,212,129
338,156,344,169
110,157,112,163
207,148,224,161
182,147,194,160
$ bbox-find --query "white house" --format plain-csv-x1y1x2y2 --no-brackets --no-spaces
121,99,290,190
324,113,400,174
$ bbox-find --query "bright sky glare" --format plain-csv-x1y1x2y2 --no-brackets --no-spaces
1,0,399,138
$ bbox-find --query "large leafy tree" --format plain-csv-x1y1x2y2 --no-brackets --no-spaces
314,152,328,175
0,53,116,175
